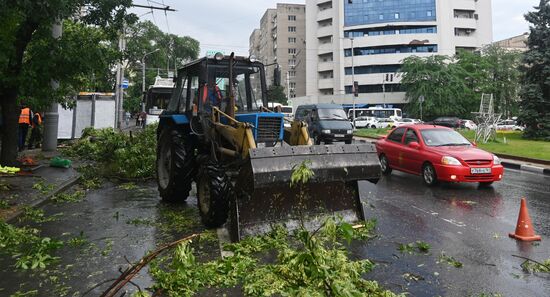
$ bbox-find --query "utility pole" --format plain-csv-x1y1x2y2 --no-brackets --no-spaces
115,24,127,129
286,70,290,100
43,21,62,152
350,37,356,128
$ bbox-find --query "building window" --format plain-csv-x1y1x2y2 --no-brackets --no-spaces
288,15,296,21
288,37,296,43
288,26,296,32
289,71,296,77
394,13,400,19
427,10,432,17
289,82,296,89
379,14,384,20
288,59,296,66
288,48,297,54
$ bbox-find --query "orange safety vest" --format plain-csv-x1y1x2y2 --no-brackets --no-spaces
18,108,32,125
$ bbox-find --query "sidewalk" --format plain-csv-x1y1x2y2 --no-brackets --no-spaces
0,149,80,222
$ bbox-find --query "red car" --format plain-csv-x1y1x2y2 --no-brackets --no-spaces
375,125,504,187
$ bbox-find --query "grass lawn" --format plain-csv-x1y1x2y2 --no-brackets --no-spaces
355,128,550,161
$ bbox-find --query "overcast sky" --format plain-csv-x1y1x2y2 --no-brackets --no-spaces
132,0,540,56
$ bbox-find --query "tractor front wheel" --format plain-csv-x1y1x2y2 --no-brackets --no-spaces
157,129,195,202
197,161,231,228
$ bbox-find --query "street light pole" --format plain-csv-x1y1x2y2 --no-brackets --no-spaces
142,49,160,94
350,37,356,128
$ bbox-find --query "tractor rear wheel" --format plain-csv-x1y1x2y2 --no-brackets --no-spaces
157,129,195,202
197,161,231,228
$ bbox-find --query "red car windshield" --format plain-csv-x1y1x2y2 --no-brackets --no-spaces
420,129,471,147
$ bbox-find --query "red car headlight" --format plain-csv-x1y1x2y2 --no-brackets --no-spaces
441,156,461,166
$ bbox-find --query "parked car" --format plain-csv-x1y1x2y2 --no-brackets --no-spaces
394,118,422,127
294,104,354,144
353,116,378,128
460,120,478,130
428,117,461,128
495,119,524,131
375,125,504,187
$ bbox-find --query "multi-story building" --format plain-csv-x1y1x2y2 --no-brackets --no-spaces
301,0,493,107
249,3,306,98
493,33,528,52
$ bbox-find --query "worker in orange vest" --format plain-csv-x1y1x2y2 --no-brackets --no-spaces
28,112,43,149
18,105,34,151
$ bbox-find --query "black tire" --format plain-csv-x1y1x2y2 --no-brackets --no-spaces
479,181,494,188
422,163,438,187
379,155,392,175
156,129,196,202
371,125,376,129
314,136,322,145
196,161,231,228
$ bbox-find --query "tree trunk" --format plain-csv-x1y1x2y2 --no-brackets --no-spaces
0,91,20,166
0,19,39,165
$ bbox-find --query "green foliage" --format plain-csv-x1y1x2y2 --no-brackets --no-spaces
267,85,288,105
67,231,88,248
401,48,521,120
51,190,86,203
438,252,463,268
0,221,63,270
19,206,59,223
519,0,550,139
64,124,157,179
150,220,401,297
0,198,11,209
118,182,138,190
520,258,550,273
398,241,431,254
290,160,315,188
32,180,55,195
10,290,39,297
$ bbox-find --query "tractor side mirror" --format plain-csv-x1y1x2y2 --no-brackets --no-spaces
408,141,420,149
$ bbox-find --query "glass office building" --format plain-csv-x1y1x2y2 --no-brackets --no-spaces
344,0,437,27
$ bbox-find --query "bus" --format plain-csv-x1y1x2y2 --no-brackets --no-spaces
347,107,402,121
143,76,175,125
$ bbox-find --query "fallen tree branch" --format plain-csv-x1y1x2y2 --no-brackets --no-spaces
512,254,550,270
100,233,201,297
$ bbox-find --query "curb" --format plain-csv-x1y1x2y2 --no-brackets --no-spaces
502,162,550,176
6,174,81,223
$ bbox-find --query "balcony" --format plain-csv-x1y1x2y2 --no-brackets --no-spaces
318,62,333,72
318,43,333,55
453,17,478,30
317,0,332,6
317,8,333,22
317,26,333,38
318,79,334,90
452,0,476,11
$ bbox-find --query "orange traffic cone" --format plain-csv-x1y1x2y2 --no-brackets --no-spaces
509,198,541,242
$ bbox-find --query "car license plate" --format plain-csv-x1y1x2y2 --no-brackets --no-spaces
334,134,345,138
471,168,491,174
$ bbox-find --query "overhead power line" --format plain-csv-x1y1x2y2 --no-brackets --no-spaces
131,3,176,11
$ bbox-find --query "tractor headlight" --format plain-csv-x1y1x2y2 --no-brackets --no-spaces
493,155,501,165
214,52,224,61
322,130,331,134
249,55,257,63
442,156,461,166
346,130,353,134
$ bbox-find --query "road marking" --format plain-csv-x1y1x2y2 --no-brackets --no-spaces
411,205,466,228
216,227,234,258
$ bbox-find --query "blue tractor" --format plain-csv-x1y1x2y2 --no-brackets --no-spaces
156,53,380,241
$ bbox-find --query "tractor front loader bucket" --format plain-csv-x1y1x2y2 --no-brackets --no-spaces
229,143,381,241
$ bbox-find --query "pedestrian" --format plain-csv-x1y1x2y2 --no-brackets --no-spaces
139,111,147,128
28,112,42,149
18,105,33,152
124,111,131,127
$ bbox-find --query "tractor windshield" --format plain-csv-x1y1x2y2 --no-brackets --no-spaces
207,63,266,112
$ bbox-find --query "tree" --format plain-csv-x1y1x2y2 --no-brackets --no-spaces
267,85,288,105
123,21,199,114
519,0,550,139
0,1,135,165
400,55,475,120
482,45,522,118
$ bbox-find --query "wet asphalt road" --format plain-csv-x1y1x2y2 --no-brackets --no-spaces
1,169,549,296
357,168,550,297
